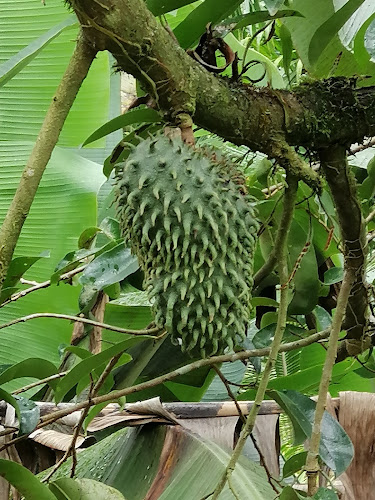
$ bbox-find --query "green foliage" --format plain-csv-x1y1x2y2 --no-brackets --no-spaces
116,136,258,356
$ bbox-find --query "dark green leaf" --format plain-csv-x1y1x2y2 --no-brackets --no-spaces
221,10,302,30
0,16,77,88
82,108,162,146
0,459,56,500
323,267,343,285
308,0,365,66
282,451,307,478
54,339,137,402
313,488,339,499
272,390,353,476
173,0,243,49
251,297,279,308
50,478,126,499
252,324,276,349
279,23,293,80
15,396,40,435
314,305,332,330
78,227,102,249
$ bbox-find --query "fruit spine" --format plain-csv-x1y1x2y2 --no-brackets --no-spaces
115,136,258,357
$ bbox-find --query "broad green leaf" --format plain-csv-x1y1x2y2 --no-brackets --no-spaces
49,478,126,500
0,1,110,146
79,244,139,293
0,143,104,392
82,109,162,146
0,459,56,500
0,358,58,389
282,451,308,479
41,426,276,499
146,0,198,16
323,267,343,285
0,16,77,87
222,10,302,30
308,0,365,66
16,396,40,435
272,390,353,476
173,0,243,49
54,339,136,402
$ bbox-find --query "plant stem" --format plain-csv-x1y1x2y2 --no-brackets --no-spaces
305,267,355,495
211,175,298,499
0,33,97,293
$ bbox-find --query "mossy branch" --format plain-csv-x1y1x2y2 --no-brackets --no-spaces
211,176,298,499
305,267,355,495
0,33,97,293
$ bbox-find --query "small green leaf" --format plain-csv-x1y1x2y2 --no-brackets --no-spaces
252,324,276,349
279,485,304,499
314,305,332,330
0,460,56,500
15,396,40,435
78,227,102,249
50,478,126,500
0,389,21,425
308,0,365,67
79,244,139,293
82,109,162,146
323,267,343,285
282,451,307,478
100,218,121,241
146,0,197,16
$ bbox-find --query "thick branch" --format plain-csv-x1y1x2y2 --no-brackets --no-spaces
70,0,375,166
0,33,96,292
320,146,369,360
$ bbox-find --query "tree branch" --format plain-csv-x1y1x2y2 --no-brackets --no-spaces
0,33,97,293
320,146,369,360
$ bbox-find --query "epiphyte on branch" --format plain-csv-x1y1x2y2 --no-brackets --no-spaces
115,135,258,357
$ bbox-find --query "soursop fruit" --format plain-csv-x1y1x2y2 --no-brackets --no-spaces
115,136,258,357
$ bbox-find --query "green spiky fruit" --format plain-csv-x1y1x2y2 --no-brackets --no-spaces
115,136,258,357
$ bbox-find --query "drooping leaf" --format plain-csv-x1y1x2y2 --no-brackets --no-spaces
323,267,343,285
313,487,339,499
0,16,77,88
221,10,302,30
279,486,304,499
146,0,198,16
0,459,56,500
82,109,162,146
0,389,21,425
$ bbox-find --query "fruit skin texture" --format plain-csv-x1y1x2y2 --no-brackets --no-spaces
115,136,258,357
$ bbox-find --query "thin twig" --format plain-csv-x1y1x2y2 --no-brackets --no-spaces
0,313,162,336
211,176,298,499
12,372,67,395
0,327,330,452
305,268,355,495
0,266,86,309
213,365,245,424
